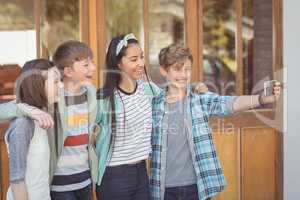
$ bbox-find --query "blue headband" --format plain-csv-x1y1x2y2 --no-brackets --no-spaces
116,33,137,55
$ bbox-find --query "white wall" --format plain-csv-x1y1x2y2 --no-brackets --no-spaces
0,30,36,67
284,1,300,199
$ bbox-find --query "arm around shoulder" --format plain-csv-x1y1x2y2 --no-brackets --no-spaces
0,101,35,122
144,81,162,97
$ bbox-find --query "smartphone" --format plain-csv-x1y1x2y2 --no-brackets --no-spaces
264,80,277,96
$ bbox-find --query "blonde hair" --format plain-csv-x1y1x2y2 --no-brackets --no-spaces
158,44,193,69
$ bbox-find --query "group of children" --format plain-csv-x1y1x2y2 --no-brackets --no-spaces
0,33,281,200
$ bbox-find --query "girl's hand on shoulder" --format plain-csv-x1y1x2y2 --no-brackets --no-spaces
194,82,209,94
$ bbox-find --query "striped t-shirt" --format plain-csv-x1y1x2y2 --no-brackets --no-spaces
51,89,91,192
108,82,153,166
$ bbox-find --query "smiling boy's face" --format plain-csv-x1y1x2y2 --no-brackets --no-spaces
64,57,96,84
161,58,192,89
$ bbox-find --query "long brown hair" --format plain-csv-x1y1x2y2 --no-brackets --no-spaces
97,34,154,148
16,59,55,109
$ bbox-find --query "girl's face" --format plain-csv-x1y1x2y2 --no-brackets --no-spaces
161,58,192,89
45,67,62,105
118,43,145,81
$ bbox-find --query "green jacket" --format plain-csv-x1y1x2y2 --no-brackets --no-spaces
1,85,99,183
0,101,37,123
48,84,99,183
95,81,160,185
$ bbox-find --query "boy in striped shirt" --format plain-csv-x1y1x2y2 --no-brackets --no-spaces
49,41,97,200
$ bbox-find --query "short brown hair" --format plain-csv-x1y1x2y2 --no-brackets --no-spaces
16,59,54,109
53,40,93,72
159,44,193,69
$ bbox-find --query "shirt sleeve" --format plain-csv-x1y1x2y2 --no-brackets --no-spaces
6,117,34,183
0,101,37,123
143,81,162,97
199,92,237,117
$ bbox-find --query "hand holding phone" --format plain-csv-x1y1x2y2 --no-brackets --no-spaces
260,80,281,105
264,80,277,96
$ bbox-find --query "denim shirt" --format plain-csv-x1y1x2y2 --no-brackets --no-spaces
5,117,34,183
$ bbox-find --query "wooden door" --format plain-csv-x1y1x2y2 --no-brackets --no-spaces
0,124,9,200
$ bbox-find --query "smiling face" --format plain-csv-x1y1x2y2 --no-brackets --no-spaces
64,57,96,84
118,43,145,81
44,67,62,105
160,58,192,89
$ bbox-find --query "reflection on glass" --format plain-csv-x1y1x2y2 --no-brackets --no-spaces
203,0,236,95
243,0,273,95
0,0,34,30
0,0,35,100
0,0,36,66
40,0,80,58
148,0,185,85
105,0,143,48
243,0,254,95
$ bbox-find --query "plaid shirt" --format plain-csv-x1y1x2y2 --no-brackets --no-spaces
150,86,236,200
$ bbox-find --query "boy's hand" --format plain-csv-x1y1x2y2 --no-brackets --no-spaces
31,109,54,129
260,81,282,105
194,82,209,93
92,124,101,148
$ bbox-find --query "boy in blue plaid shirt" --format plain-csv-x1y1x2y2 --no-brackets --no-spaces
149,44,281,200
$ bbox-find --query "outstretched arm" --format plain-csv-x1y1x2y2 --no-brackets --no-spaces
200,82,281,117
233,83,281,112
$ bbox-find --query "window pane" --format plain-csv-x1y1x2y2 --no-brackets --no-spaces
203,0,236,95
0,0,36,66
40,0,80,58
105,0,143,48
243,0,273,95
0,0,35,100
148,0,185,85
